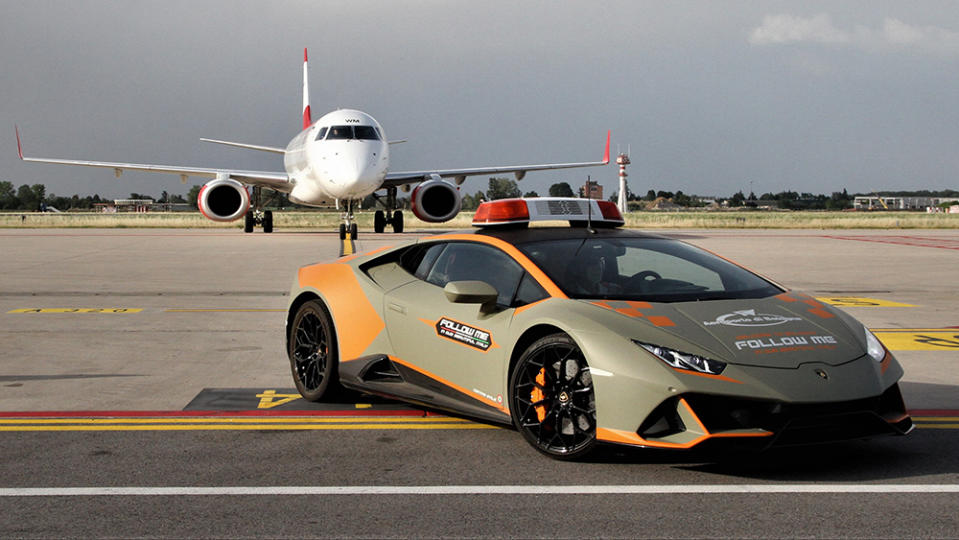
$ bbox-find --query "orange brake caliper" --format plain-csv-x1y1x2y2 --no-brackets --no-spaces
530,368,547,422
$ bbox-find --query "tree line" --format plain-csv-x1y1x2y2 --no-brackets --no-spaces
3,179,955,212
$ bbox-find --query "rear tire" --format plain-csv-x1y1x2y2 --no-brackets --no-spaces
263,210,273,233
392,210,404,233
288,299,339,401
244,211,254,233
374,210,386,233
509,333,597,460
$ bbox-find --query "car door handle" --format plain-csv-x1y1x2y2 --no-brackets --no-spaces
388,302,406,314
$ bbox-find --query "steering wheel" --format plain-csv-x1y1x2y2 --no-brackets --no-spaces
626,270,661,292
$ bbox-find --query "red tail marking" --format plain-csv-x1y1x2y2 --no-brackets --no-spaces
303,106,312,130
602,130,611,164
15,125,23,159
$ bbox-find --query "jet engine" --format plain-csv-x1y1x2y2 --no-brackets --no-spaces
197,177,251,222
411,176,462,223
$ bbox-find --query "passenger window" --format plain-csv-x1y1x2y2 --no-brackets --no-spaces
315,127,328,141
413,244,446,280
513,273,548,307
398,243,446,279
425,243,524,306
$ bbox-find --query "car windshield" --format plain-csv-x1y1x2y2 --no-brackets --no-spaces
517,237,783,302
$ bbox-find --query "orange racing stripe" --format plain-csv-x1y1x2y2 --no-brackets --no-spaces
298,263,385,361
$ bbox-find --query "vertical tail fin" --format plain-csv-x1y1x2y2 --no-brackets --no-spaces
302,48,312,130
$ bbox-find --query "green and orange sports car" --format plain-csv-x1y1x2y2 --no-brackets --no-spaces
285,198,912,459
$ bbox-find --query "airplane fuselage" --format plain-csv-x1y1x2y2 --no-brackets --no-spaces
284,109,389,206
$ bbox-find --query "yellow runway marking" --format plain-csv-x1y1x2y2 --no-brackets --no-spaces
913,417,959,429
7,308,142,314
340,237,355,257
872,330,959,351
817,297,916,307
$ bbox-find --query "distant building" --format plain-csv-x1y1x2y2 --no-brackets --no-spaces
582,180,603,200
853,196,959,211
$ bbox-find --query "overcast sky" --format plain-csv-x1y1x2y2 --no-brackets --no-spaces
2,0,957,200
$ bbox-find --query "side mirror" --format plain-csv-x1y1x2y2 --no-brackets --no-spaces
444,280,498,306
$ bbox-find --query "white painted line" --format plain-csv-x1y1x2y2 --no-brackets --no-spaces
2,485,959,497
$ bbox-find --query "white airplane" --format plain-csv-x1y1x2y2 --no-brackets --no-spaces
16,49,610,239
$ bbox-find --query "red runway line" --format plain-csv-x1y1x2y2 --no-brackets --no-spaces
0,409,429,419
907,409,959,417
821,235,959,251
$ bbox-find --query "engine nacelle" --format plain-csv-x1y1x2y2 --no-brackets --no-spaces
411,177,462,223
197,178,251,222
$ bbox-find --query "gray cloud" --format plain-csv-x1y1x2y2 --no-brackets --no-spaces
750,13,959,56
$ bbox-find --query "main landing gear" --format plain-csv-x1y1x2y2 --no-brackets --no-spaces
372,186,404,234
244,187,273,233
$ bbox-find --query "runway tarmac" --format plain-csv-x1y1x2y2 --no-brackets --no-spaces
1,227,957,538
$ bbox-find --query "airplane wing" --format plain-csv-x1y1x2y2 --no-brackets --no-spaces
16,127,292,192
383,131,610,187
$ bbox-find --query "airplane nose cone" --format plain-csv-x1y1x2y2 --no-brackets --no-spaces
328,153,380,199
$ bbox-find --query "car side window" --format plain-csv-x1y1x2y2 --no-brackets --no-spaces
398,243,446,279
512,272,548,307
425,242,524,306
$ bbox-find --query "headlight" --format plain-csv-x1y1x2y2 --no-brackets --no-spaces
633,340,726,375
865,328,886,362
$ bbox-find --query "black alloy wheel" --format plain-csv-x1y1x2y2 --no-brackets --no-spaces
288,300,338,401
509,333,597,460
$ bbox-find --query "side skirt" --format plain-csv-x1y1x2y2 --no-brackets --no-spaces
339,355,511,425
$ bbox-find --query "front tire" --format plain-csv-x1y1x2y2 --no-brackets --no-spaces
509,333,597,460
349,223,358,239
244,211,254,233
288,300,338,401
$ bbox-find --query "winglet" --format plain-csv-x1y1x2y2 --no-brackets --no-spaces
15,125,23,160
602,130,611,164
302,48,312,130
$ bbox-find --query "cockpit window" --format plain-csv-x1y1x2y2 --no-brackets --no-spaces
354,126,380,140
327,126,353,140
323,125,381,141
315,127,328,141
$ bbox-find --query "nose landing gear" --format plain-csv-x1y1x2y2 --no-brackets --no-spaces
339,200,358,240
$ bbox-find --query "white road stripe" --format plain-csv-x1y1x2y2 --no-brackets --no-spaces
1,485,958,496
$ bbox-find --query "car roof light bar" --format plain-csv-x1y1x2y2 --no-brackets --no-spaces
472,198,624,228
